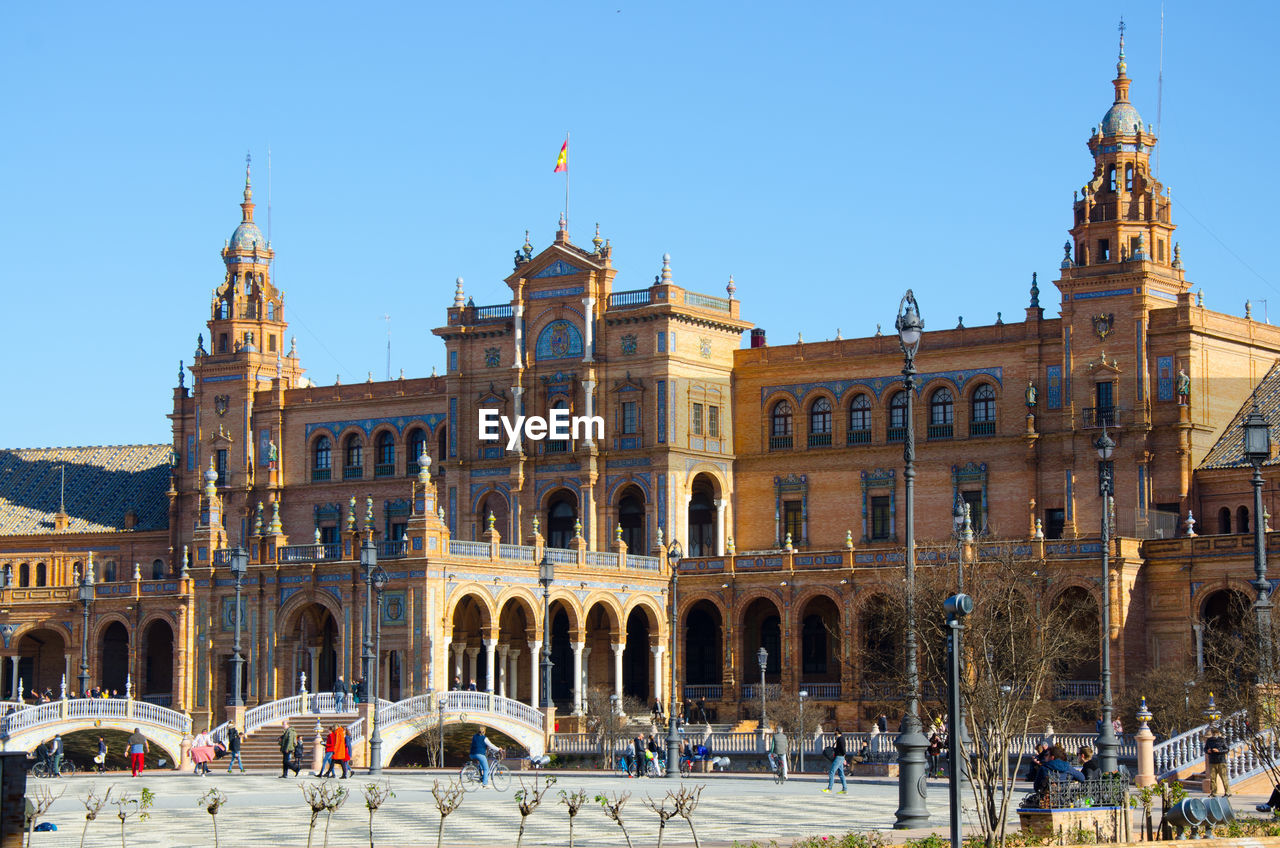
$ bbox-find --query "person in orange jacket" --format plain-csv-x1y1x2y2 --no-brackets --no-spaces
331,725,351,779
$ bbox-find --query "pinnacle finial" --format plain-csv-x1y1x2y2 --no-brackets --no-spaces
1117,17,1127,76
453,276,465,308
592,223,603,253
244,151,253,204
726,275,736,299
661,253,672,284
1030,271,1041,308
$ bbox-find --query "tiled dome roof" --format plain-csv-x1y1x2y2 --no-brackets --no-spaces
230,221,266,251
1102,101,1144,136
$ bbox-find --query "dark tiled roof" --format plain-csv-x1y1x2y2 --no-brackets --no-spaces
0,445,173,536
1199,360,1280,470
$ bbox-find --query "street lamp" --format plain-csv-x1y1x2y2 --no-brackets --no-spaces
539,552,555,709
77,563,95,696
360,539,377,769
1094,427,1119,773
369,563,388,774
757,646,769,732
945,593,974,848
228,547,249,707
798,689,808,773
665,539,683,778
894,289,930,828
609,693,620,771
1244,403,1273,682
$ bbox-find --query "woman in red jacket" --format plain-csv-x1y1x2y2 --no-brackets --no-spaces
320,728,336,777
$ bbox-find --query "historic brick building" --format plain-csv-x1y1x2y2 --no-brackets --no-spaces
3,39,1279,735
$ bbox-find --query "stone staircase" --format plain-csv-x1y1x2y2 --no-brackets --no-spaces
227,712,360,774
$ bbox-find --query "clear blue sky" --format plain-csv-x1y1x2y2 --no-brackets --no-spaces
2,1,1276,449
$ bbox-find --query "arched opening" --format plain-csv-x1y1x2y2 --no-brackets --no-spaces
549,602,573,706
103,560,118,583
407,427,428,473
35,562,47,587
583,602,619,703
769,400,793,449
1200,588,1252,685
1053,587,1100,682
971,383,996,436
1202,589,1248,639
18,563,29,587
1238,506,1251,534
313,436,332,481
808,397,832,447
848,394,872,443
1219,507,1232,534
547,399,571,453
344,434,364,478
684,601,722,685
622,608,652,701
13,628,66,700
142,620,174,705
800,595,841,688
929,387,954,437
151,558,166,580
741,597,782,685
449,593,492,691
497,597,535,703
437,425,448,461
476,492,509,541
618,487,646,554
688,473,718,557
546,492,578,549
375,431,396,477
100,621,130,694
888,391,908,440
861,594,901,688
284,604,340,696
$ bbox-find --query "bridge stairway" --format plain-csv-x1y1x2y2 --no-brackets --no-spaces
232,713,358,773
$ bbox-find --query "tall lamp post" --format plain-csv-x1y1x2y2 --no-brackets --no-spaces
1094,428,1119,773
757,647,769,732
894,289,930,828
665,539,683,778
798,689,808,773
360,540,377,769
539,552,555,709
945,593,974,848
77,563,95,696
228,547,248,707
369,563,388,774
1244,403,1273,682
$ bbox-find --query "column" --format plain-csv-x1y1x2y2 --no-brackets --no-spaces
582,296,595,362
508,649,520,703
497,645,509,697
483,639,497,693
581,646,592,714
465,647,480,689
582,380,596,447
1193,624,1204,673
651,645,664,704
612,643,625,703
570,642,585,715
8,656,19,701
715,498,726,556
528,640,542,708
451,642,465,686
683,492,693,553
512,301,525,368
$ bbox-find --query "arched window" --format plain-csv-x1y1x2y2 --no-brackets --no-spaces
619,490,646,554
1125,164,1134,191
267,302,275,320
18,563,29,587
808,397,832,447
344,435,363,478
407,428,427,475
848,394,871,444
219,301,229,320
152,559,165,580
546,400,570,454
313,436,332,481
769,401,793,450
1108,165,1117,192
35,563,46,587
1238,506,1250,534
929,388,954,439
547,497,577,549
375,432,395,477
103,561,118,582
802,614,828,674
971,384,996,436
1218,507,1232,535
888,392,908,441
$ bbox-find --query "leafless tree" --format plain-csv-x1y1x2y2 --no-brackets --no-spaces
198,787,227,848
593,791,633,848
581,685,646,767
642,793,680,848
361,781,394,848
26,784,64,848
671,784,705,848
431,778,465,848
78,784,113,848
513,773,557,848
558,788,588,848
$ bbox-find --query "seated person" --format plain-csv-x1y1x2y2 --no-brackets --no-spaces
1077,746,1101,780
1034,745,1085,795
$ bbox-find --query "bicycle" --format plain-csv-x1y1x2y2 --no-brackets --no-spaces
459,753,510,792
614,754,635,777
31,758,77,779
768,753,787,784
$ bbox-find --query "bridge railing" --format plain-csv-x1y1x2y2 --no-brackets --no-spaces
0,698,192,740
1154,709,1248,778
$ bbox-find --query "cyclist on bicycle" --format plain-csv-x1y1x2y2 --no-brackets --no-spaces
769,726,789,780
469,727,502,788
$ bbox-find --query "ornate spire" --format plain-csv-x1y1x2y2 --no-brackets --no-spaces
1113,17,1132,104
241,151,255,222
1030,271,1040,307
726,275,736,300
592,223,603,254
453,276,465,308
660,253,673,284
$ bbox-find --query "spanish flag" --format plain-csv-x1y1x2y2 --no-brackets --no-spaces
553,138,568,173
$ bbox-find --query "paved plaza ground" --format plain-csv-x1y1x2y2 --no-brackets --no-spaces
24,768,1272,847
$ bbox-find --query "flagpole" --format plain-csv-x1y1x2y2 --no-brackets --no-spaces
564,131,570,234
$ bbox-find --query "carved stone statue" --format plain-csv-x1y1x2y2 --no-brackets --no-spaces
1176,368,1191,405
1025,379,1038,408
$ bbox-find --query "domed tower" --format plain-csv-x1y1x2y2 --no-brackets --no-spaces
1062,22,1181,281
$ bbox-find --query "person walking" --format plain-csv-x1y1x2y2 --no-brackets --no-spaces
128,728,149,777
226,726,245,774
95,736,108,774
352,678,365,705
334,676,348,712
823,728,847,794
331,725,351,779
770,726,790,779
279,720,299,778
191,728,214,776
321,727,337,777
927,731,944,777
1205,727,1230,797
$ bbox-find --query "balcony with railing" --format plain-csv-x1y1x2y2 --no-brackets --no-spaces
472,304,515,322
807,432,832,448
802,682,841,700
278,543,343,564
969,420,996,437
608,289,652,309
847,429,871,445
343,464,364,480
545,440,570,454
378,540,408,559
1082,407,1121,428
769,435,793,451
927,423,953,440
311,467,331,482
374,462,395,478
887,426,906,443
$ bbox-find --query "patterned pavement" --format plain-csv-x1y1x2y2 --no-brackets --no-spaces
26,768,1269,847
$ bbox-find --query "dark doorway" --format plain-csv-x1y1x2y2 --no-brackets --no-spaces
547,494,577,549
684,602,722,685
100,622,129,694
143,621,174,705
618,489,646,554
623,608,651,700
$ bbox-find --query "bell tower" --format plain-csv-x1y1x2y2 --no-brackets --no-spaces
1060,20,1183,290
